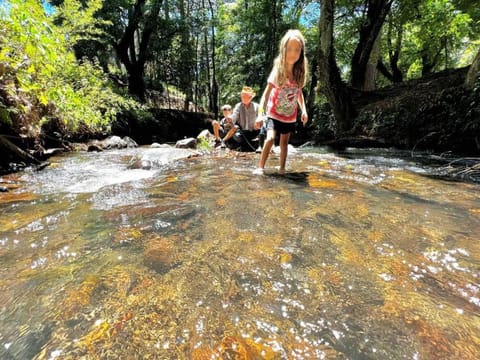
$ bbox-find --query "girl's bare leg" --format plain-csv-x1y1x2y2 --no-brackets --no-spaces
279,132,290,172
258,129,275,169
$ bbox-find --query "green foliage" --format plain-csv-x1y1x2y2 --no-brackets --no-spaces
1,0,478,145
333,1,365,79
0,104,12,126
405,0,472,73
55,0,108,45
327,0,476,85
0,0,142,136
46,58,139,132
215,0,312,107
196,135,212,151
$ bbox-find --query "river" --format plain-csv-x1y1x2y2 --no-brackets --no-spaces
0,146,479,359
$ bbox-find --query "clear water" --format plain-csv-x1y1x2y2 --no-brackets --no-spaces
0,147,479,359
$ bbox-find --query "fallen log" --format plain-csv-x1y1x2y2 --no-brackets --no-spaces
0,134,49,174
0,134,41,165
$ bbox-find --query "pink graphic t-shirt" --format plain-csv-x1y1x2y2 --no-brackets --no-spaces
266,70,300,123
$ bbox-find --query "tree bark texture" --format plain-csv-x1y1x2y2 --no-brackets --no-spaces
317,0,356,135
364,33,381,90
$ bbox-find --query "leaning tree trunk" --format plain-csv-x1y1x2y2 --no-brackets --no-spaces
318,0,356,135
351,0,393,90
114,0,163,102
377,18,404,83
465,48,480,88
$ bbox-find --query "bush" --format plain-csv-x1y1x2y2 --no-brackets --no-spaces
0,0,143,140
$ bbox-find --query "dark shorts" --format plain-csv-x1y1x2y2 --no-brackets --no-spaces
266,118,296,134
236,129,259,142
219,126,228,137
219,123,233,137
230,128,259,152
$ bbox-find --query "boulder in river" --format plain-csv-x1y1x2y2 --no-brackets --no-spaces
127,146,200,170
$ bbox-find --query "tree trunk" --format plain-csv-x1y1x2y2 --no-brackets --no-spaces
351,0,393,89
113,0,163,102
465,48,480,88
207,0,218,115
178,0,194,111
390,52,403,83
421,44,442,76
377,16,403,83
377,60,394,82
203,19,212,111
364,32,381,90
318,0,356,135
388,18,403,83
306,55,318,115
127,64,146,102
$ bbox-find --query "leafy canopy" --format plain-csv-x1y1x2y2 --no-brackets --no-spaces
0,0,141,134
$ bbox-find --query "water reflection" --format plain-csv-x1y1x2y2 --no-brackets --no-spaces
0,147,479,359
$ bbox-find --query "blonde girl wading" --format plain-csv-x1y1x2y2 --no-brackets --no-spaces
254,29,308,174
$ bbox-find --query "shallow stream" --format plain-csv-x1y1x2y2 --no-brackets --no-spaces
1,146,479,359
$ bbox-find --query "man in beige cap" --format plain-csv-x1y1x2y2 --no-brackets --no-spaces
224,86,262,151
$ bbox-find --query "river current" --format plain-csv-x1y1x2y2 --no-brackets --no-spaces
0,146,479,359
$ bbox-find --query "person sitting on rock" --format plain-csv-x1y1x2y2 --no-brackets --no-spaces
212,104,234,148
225,86,261,151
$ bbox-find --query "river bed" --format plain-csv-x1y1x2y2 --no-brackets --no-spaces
1,146,479,359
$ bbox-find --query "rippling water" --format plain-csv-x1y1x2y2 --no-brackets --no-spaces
0,146,479,359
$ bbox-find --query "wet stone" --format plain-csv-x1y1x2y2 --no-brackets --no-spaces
143,235,181,274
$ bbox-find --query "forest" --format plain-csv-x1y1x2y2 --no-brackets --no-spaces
0,0,479,173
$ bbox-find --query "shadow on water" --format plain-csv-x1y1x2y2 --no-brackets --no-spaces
264,171,310,186
0,146,479,359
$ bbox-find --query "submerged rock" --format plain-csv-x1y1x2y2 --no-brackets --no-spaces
175,137,197,149
127,147,199,170
103,135,137,149
143,235,181,274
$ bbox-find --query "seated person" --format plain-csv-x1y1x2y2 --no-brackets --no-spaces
211,104,233,148
226,86,262,151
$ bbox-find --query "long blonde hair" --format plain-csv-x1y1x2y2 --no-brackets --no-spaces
273,29,308,87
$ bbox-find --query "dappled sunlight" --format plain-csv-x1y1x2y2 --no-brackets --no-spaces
0,147,479,358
